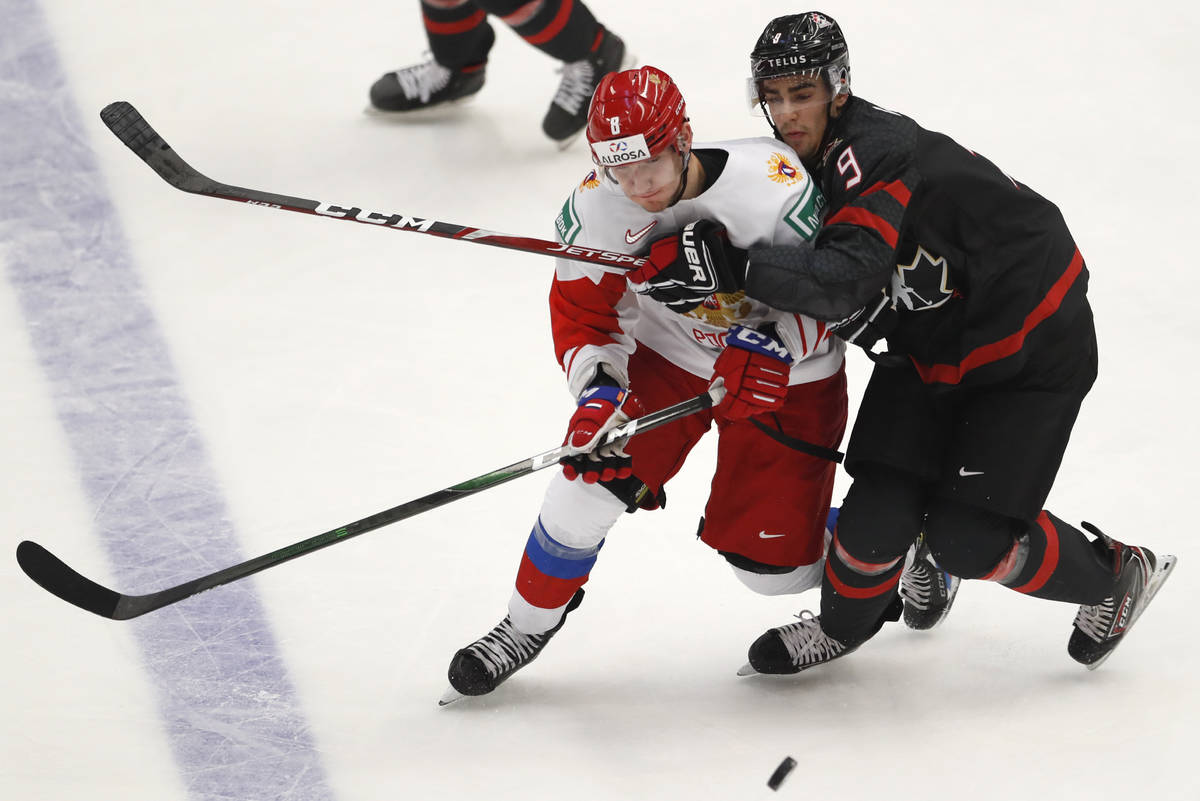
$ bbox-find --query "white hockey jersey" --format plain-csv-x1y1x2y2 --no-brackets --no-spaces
550,137,845,397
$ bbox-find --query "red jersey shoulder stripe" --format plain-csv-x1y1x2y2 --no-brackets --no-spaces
825,206,899,248
860,179,912,207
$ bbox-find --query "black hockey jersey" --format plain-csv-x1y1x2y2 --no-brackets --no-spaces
745,95,1089,388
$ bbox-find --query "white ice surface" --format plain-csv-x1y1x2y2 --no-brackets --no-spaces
3,1,1199,800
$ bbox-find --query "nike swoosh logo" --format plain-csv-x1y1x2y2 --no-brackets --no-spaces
625,220,658,245
758,531,786,539
958,467,984,477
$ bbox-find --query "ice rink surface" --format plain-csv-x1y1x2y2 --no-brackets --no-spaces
3,1,1198,799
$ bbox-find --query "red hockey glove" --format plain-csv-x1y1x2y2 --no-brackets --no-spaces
626,220,747,313
712,325,793,421
560,384,646,483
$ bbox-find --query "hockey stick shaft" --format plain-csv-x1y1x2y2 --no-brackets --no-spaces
98,101,645,271
97,102,848,464
16,385,723,621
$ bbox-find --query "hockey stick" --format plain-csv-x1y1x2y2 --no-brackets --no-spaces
15,385,723,621
98,101,645,271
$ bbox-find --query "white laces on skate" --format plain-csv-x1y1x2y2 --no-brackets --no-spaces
1073,596,1116,644
393,58,452,102
775,610,846,665
465,617,545,677
551,60,597,114
900,560,935,610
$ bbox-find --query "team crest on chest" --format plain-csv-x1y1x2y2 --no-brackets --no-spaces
579,169,600,190
767,152,803,186
684,291,753,329
892,246,956,311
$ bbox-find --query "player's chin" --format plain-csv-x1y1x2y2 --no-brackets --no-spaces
782,131,811,154
631,189,672,212
633,197,670,213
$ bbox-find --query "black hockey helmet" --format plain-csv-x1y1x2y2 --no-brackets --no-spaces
749,12,850,101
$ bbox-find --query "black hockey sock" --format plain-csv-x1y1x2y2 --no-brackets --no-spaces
422,0,496,69
488,0,601,62
820,465,927,642
820,549,906,644
982,510,1113,605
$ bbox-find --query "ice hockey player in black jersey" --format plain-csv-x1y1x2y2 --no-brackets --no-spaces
630,11,1176,675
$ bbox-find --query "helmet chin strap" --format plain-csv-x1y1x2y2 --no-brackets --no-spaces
664,137,693,209
762,100,784,143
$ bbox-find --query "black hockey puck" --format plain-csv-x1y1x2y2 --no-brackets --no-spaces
767,756,796,791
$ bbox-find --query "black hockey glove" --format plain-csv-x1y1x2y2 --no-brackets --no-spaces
626,220,747,313
828,289,899,350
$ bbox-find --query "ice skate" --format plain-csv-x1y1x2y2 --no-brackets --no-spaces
738,596,902,676
1068,525,1176,670
899,536,960,630
440,589,584,705
368,56,485,114
542,28,633,147
737,611,857,676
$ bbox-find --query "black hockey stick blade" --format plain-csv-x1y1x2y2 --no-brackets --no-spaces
100,101,314,206
16,386,722,621
17,540,123,618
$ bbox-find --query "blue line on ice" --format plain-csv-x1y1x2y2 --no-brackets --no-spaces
1,2,336,799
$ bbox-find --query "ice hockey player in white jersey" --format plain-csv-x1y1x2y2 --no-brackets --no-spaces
442,66,926,703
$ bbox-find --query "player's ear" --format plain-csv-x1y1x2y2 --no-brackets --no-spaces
830,92,849,118
678,121,694,156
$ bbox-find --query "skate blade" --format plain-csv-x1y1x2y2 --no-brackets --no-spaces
438,687,466,706
551,130,585,151
1086,553,1178,671
363,93,481,120
736,662,759,677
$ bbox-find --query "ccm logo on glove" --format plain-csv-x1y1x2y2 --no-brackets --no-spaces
726,326,792,362
712,325,793,421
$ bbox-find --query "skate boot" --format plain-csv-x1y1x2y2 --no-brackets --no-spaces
899,536,961,630
369,56,486,113
542,28,632,147
1068,524,1176,670
440,589,584,704
738,611,856,675
737,597,902,676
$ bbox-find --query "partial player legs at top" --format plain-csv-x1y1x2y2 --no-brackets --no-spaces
369,0,632,145
424,0,603,69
